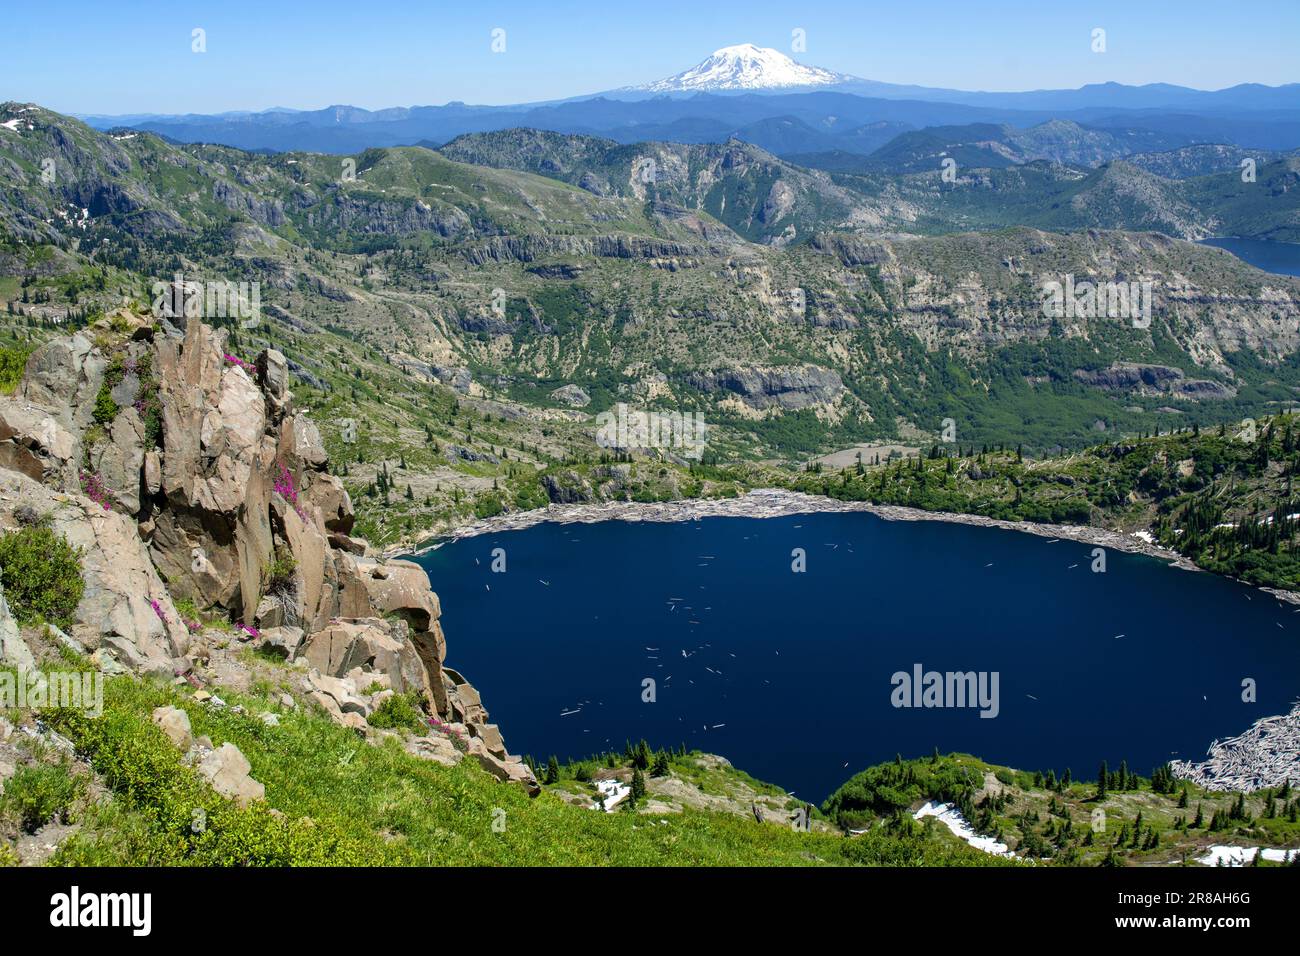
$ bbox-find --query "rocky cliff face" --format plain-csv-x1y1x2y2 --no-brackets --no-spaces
0,309,536,792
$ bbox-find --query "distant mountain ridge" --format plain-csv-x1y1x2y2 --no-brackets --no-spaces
74,42,1300,158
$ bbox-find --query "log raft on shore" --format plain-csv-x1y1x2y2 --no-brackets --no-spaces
399,488,1200,574
1171,705,1300,792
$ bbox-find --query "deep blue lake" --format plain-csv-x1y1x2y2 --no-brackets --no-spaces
416,512,1300,803
1198,237,1300,277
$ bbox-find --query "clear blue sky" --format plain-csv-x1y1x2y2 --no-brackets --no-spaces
6,0,1297,115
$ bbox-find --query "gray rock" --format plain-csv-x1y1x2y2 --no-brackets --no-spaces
550,384,591,408
151,705,193,750
308,668,368,716
44,623,85,657
259,626,304,660
689,364,844,410
197,742,265,807
109,373,141,407
254,595,286,630
0,578,36,675
256,349,289,401
445,445,499,465
94,406,145,514
0,398,80,488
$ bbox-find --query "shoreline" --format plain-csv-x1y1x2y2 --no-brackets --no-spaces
397,487,1202,571
396,488,1300,606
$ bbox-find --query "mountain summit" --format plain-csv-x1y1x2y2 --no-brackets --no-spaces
633,43,854,92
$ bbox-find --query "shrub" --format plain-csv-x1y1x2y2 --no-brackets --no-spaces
0,525,85,628
265,548,297,595
1,763,81,832
0,345,32,395
367,692,426,733
92,381,118,426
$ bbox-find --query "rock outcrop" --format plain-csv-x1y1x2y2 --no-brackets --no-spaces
0,311,535,792
689,364,845,410
1073,363,1236,400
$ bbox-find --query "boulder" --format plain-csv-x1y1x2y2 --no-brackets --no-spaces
346,558,447,708
305,473,354,533
258,626,304,660
0,399,79,489
406,734,462,767
307,668,368,716
143,450,162,496
550,384,591,408
197,743,265,807
468,738,541,795
333,551,376,618
275,499,331,630
256,348,289,403
301,619,427,697
447,677,487,725
254,594,286,630
279,414,327,470
20,332,106,435
151,705,193,750
353,559,440,632
468,721,507,759
328,532,367,555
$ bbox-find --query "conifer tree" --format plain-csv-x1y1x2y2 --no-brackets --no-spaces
651,751,669,778
631,767,646,802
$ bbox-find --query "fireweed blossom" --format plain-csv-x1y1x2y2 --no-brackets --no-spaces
223,353,257,374
273,464,309,521
428,717,468,751
79,471,113,510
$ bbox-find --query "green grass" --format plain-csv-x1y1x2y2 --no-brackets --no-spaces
0,762,82,833
36,675,1011,866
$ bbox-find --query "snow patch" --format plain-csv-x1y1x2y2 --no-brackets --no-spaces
1196,845,1299,867
593,778,631,812
914,800,1012,856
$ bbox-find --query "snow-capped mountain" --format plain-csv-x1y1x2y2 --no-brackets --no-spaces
633,44,856,93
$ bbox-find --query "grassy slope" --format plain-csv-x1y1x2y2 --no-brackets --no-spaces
9,669,1293,867
2,669,1000,867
